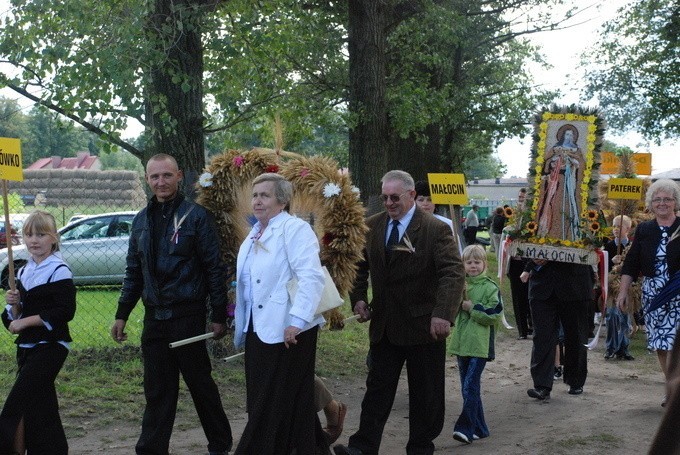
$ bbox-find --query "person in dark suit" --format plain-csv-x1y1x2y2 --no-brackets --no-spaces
333,170,465,455
525,260,593,399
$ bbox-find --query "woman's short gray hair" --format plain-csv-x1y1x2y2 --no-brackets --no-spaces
646,178,680,209
252,173,293,206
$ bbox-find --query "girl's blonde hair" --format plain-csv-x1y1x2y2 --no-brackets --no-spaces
22,210,60,252
462,244,487,264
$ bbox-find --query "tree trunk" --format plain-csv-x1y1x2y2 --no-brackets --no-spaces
144,0,208,200
390,123,442,181
348,0,389,211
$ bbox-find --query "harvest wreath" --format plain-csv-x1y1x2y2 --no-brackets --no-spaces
196,147,368,329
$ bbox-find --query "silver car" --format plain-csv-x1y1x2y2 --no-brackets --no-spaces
0,211,138,289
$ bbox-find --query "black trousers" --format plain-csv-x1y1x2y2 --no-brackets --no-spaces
136,315,232,455
0,343,68,455
530,296,589,391
463,226,478,246
348,337,446,455
236,325,328,454
508,259,531,337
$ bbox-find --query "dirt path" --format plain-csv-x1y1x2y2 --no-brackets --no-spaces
69,332,666,454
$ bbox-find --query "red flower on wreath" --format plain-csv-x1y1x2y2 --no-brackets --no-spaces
232,155,245,168
265,164,280,173
322,232,337,246
300,168,310,178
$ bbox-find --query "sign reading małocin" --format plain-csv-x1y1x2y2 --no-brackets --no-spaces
427,173,468,205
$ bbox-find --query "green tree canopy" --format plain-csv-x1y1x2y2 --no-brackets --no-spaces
583,0,679,140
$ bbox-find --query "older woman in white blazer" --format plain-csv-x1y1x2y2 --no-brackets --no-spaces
233,172,328,454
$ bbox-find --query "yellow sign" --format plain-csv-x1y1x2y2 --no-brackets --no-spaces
607,178,644,200
0,138,23,181
427,173,468,205
600,152,652,175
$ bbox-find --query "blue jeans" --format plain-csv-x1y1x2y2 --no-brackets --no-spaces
605,307,630,355
454,356,489,440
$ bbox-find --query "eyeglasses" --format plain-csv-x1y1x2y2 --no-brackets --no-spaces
380,191,409,203
652,197,675,204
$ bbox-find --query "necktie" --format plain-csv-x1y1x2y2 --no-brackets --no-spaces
386,219,400,258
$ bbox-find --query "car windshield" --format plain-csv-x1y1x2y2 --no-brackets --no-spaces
61,217,112,241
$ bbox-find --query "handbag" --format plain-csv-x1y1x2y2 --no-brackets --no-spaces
282,218,344,316
286,266,344,316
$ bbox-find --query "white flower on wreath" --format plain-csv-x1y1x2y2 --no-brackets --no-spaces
323,182,341,198
351,185,360,197
199,172,213,187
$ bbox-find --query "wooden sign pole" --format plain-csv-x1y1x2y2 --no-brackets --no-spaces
1,180,15,291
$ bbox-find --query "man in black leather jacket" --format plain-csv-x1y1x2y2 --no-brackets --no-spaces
111,154,232,455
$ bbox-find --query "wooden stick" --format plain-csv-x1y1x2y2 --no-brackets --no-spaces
342,314,361,323
168,332,214,348
223,352,245,362
219,315,362,361
2,180,15,291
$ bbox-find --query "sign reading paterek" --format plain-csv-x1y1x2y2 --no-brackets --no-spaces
601,152,652,175
427,173,468,205
607,178,644,200
0,138,23,181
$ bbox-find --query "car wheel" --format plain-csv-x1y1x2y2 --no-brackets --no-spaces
1,260,28,290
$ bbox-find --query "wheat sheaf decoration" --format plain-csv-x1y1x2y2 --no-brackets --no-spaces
196,147,368,329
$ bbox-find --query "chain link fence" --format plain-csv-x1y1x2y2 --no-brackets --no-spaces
0,169,152,355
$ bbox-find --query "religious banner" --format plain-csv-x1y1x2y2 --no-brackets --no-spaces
503,106,610,264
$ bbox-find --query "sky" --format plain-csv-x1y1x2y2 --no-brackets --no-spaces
497,0,678,178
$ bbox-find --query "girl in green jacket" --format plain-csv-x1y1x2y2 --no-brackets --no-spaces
448,245,502,444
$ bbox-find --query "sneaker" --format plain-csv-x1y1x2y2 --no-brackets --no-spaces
553,365,563,379
453,431,471,444
568,386,583,395
472,435,480,440
604,350,615,360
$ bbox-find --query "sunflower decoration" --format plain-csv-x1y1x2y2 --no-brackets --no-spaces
504,206,514,218
590,221,600,232
196,146,368,330
524,221,538,235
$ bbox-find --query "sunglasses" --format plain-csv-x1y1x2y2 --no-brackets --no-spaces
380,191,409,203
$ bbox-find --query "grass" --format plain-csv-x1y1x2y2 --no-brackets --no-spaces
552,433,621,453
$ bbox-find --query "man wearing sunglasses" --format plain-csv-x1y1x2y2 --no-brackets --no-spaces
334,170,465,455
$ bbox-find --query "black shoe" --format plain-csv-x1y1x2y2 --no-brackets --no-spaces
617,353,635,361
333,445,363,455
517,335,528,340
553,365,563,379
568,386,583,395
527,388,550,400
604,350,615,360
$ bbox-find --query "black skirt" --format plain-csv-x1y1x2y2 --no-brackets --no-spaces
235,325,330,455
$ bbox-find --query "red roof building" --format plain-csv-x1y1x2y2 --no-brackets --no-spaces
27,151,101,171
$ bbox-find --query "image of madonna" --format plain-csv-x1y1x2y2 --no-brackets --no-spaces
536,123,585,240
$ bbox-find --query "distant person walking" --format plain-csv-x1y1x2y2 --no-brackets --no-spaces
463,205,480,246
